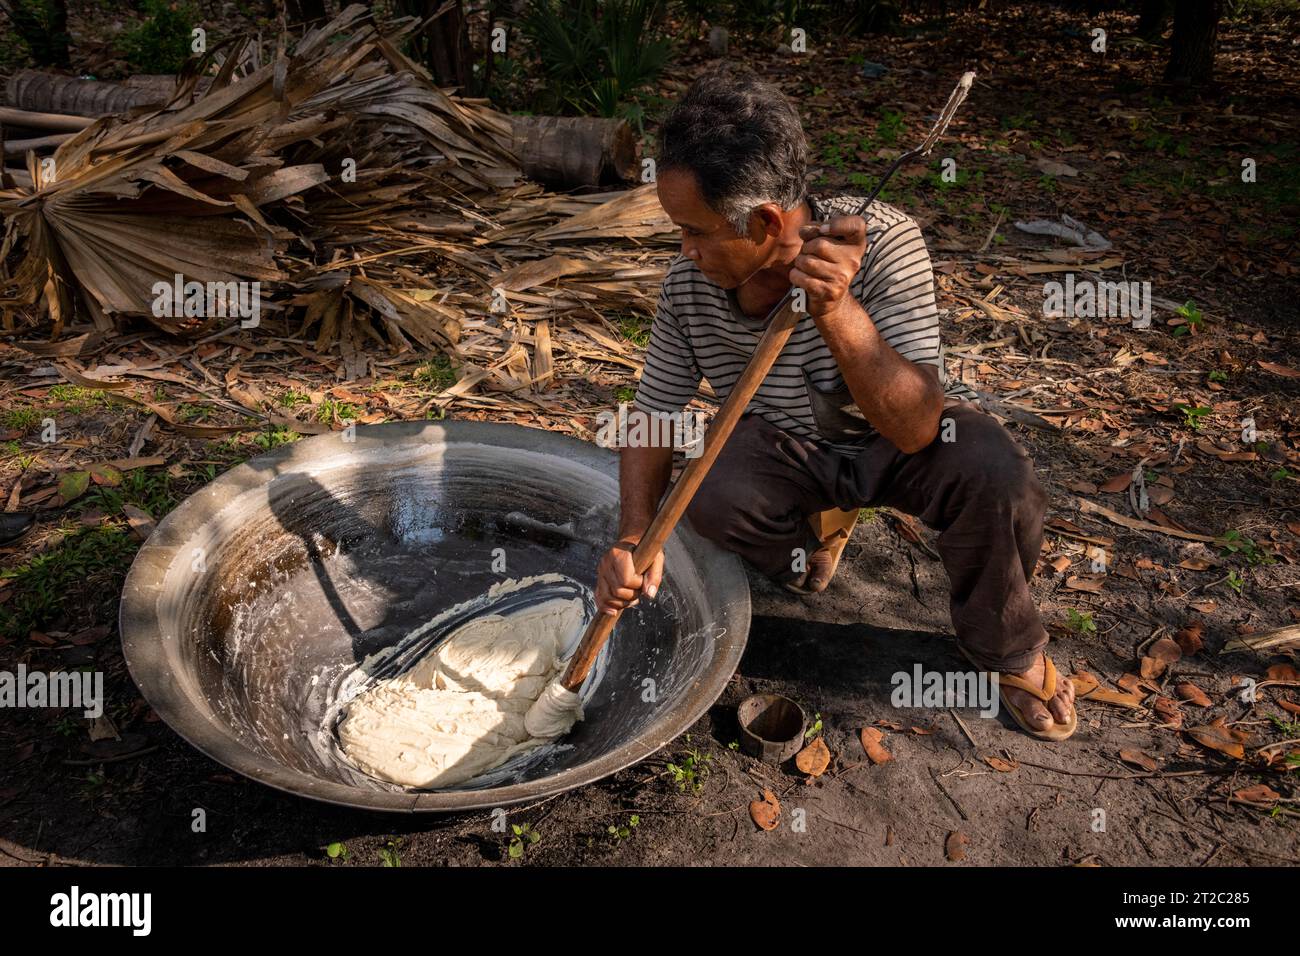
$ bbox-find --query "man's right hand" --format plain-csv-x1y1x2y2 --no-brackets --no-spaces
594,539,664,617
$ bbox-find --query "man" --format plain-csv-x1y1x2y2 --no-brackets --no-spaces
593,67,1075,740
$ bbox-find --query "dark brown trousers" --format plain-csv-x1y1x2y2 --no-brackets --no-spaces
685,398,1050,673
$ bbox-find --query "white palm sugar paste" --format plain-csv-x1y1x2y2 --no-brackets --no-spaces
338,591,585,788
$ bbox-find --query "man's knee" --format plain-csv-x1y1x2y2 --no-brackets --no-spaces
944,409,1045,509
685,472,740,543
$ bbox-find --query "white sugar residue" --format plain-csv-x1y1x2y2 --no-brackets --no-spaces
331,574,590,788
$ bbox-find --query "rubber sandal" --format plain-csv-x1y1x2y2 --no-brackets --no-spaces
960,647,1078,741
784,508,859,595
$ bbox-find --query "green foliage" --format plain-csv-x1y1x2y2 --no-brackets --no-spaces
5,0,71,67
0,526,138,639
615,313,650,348
120,0,199,75
1218,529,1275,567
508,822,541,859
2,407,41,432
47,385,114,412
607,814,639,841
80,468,179,519
377,838,403,867
519,0,673,120
325,841,349,862
1173,403,1211,431
1172,300,1205,337
875,108,904,147
1066,609,1096,636
665,734,712,793
251,425,301,450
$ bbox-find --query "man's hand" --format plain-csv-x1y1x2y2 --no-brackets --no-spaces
788,215,869,319
594,539,664,617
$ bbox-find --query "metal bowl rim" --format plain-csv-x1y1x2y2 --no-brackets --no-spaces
118,419,751,813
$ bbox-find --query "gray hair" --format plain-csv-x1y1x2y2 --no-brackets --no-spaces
658,66,808,237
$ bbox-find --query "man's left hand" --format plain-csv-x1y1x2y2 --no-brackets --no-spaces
789,215,869,319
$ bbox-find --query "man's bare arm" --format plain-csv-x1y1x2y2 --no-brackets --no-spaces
593,442,673,615
815,297,944,454
617,443,673,540
788,215,945,454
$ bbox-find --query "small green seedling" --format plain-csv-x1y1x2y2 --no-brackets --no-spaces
1226,570,1244,595
804,712,823,739
326,841,349,862
1218,530,1275,567
509,822,541,859
1172,300,1204,337
378,838,402,867
1173,403,1211,431
1066,609,1096,636
666,737,712,793
607,814,640,841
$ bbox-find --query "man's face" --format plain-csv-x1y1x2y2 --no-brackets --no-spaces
657,168,776,289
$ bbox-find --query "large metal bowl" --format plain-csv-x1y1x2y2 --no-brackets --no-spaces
119,421,750,812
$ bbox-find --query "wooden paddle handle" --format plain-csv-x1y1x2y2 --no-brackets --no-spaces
560,296,806,691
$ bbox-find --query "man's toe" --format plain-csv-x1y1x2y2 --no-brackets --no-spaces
1049,690,1073,724
1018,694,1053,729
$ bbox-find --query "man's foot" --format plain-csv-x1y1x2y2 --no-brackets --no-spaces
998,651,1076,735
784,508,859,595
0,513,35,547
785,543,839,593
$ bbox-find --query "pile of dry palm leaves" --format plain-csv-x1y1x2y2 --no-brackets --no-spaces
0,4,677,397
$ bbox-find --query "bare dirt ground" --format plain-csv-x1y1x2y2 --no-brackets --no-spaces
2,4,1298,866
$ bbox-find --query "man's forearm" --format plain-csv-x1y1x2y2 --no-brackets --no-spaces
617,443,674,541
814,298,944,453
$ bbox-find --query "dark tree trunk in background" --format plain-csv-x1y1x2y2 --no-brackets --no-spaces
3,0,72,68
1137,0,1170,41
1165,0,1223,85
287,0,329,29
426,1,473,90
398,0,472,90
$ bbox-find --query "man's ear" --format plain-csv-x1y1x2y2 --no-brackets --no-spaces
750,202,786,240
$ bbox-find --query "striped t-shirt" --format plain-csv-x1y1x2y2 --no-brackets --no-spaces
633,193,977,456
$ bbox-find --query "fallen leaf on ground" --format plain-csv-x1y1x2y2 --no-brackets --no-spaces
984,756,1018,772
1153,697,1183,727
1186,719,1250,760
1233,784,1280,803
58,471,90,502
1267,663,1300,682
1119,750,1157,772
1176,683,1212,707
795,736,831,777
859,727,893,764
1258,361,1300,378
1175,621,1204,655
1068,671,1099,695
1099,472,1132,492
749,789,781,831
1065,574,1105,593
1080,687,1144,708
945,830,969,862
